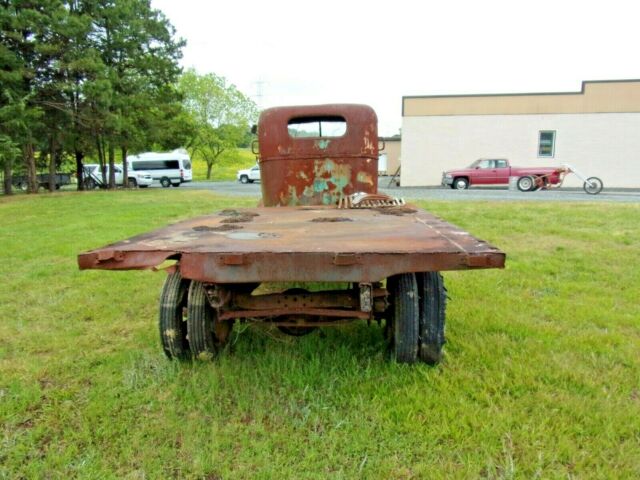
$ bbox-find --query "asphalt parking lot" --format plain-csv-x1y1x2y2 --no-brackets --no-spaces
183,180,640,203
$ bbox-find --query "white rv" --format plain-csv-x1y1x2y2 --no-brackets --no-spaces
126,149,193,187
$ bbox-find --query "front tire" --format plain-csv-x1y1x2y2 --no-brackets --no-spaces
240,175,249,184
583,177,603,195
388,273,419,364
517,176,534,192
417,272,447,364
159,272,191,360
453,177,469,190
128,178,137,188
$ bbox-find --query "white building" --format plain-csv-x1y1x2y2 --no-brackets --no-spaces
400,80,640,188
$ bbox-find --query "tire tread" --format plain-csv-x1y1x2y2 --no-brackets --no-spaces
159,272,190,360
417,272,447,364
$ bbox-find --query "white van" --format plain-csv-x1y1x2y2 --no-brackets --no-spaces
126,149,193,188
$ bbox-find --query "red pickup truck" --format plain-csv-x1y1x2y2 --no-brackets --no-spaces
442,158,562,191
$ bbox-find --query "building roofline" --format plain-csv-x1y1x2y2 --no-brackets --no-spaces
401,79,640,116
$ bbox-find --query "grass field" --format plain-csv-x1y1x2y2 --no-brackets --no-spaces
1,190,639,478
191,148,256,182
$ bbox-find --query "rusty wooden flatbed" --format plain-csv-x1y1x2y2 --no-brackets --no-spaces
78,205,504,283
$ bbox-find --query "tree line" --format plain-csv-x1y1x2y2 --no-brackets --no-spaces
0,0,257,194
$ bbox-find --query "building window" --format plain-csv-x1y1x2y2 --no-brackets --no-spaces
538,131,555,157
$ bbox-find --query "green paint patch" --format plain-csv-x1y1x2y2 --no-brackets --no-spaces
315,139,331,150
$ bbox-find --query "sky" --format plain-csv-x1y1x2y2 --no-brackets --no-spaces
152,0,640,136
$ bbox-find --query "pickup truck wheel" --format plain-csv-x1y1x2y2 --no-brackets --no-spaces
388,273,419,364
160,177,171,188
84,178,96,190
159,272,191,360
583,177,603,195
453,178,469,190
240,175,249,184
187,281,221,361
517,176,534,192
417,272,447,364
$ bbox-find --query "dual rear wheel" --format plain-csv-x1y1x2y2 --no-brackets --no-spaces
387,272,446,364
159,271,447,365
159,272,232,361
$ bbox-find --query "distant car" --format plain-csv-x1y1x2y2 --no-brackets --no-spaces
83,164,153,189
442,158,562,191
237,165,260,184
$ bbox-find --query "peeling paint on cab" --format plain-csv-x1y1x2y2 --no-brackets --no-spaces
257,104,379,207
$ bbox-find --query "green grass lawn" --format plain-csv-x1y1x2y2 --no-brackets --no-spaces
1,190,639,478
191,148,257,181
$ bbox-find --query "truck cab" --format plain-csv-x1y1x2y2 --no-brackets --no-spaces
257,104,380,206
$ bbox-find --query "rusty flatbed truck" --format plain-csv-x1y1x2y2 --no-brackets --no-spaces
78,104,505,364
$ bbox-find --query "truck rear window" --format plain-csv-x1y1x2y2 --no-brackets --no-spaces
288,116,346,138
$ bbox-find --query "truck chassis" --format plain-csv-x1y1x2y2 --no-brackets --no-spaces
78,104,505,364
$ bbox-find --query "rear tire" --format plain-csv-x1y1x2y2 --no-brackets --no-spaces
517,176,534,192
187,281,220,361
417,272,447,364
160,177,171,188
388,273,419,363
159,272,190,360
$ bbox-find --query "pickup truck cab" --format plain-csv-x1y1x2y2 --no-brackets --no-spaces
237,164,261,184
442,158,562,191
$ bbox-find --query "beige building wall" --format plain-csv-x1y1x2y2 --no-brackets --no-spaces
381,139,401,174
401,112,640,188
401,80,640,188
403,80,640,117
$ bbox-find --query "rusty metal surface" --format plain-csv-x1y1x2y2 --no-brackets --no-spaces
258,104,379,206
78,205,505,283
219,308,371,321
